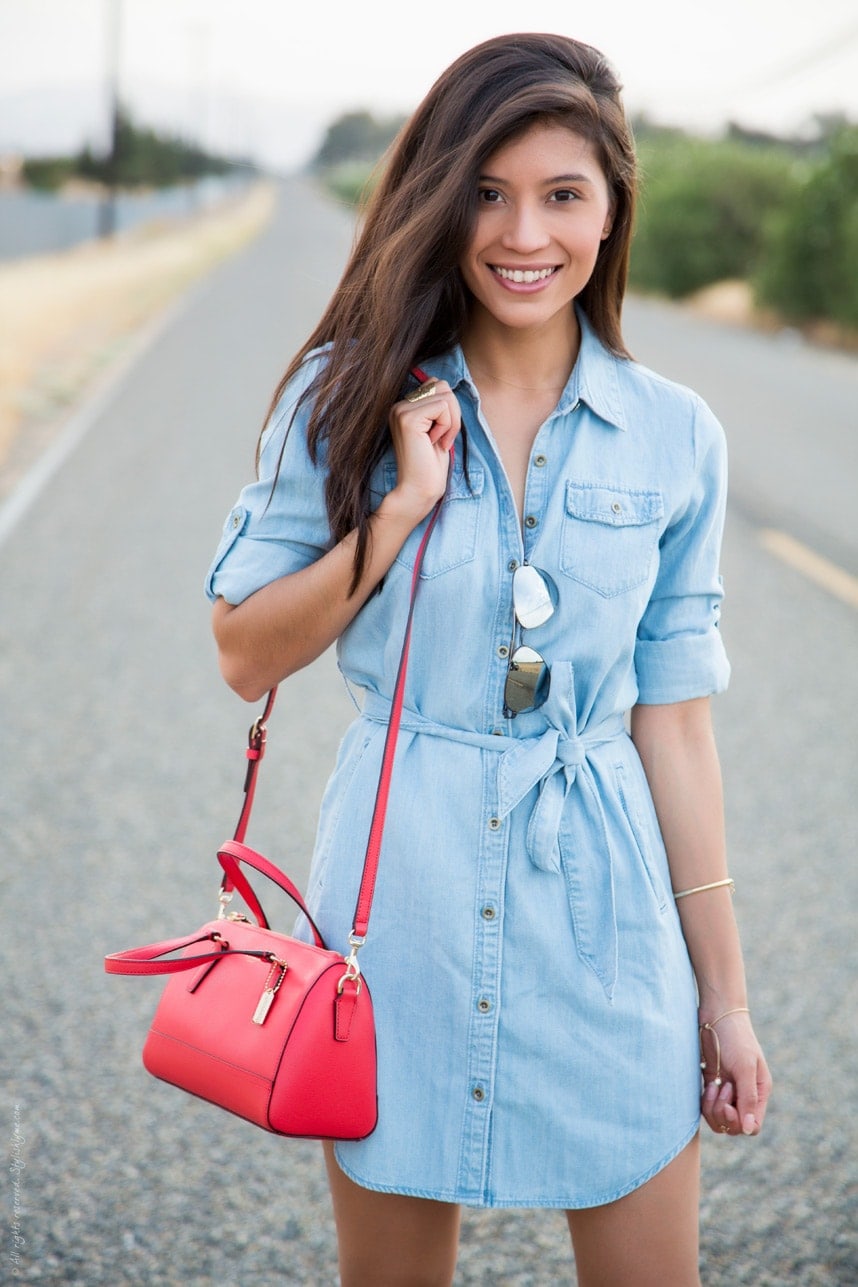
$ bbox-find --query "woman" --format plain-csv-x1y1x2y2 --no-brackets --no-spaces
206,33,771,1286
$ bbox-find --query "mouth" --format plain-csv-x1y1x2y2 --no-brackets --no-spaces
490,265,560,285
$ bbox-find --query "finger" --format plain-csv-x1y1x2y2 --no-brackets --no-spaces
718,1081,740,1133
704,1081,739,1136
749,1060,773,1133
736,1063,761,1136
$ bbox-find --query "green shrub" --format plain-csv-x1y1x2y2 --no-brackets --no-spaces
21,156,76,190
322,160,377,207
755,127,858,328
630,137,798,297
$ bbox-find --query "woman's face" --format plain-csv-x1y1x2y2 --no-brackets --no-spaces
459,122,614,337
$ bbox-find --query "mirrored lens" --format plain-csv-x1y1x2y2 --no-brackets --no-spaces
504,645,551,714
513,565,556,630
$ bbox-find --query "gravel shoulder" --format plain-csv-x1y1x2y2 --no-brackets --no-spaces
0,181,275,500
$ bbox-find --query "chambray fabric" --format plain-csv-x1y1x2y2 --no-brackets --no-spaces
205,311,730,1208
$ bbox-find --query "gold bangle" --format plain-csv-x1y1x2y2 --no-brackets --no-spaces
674,877,735,901
699,1007,751,1085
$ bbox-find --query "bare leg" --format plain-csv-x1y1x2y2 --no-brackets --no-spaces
566,1134,701,1287
323,1142,461,1287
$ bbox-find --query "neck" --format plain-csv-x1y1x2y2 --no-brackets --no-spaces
462,307,581,392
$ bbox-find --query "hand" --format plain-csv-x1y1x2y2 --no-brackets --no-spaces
699,1009,772,1137
384,377,461,522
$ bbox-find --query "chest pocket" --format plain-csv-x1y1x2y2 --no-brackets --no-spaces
384,463,484,579
560,482,663,598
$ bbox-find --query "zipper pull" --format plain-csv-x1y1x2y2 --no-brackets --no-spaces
252,957,288,1025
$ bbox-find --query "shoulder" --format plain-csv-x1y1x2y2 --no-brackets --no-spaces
613,355,725,470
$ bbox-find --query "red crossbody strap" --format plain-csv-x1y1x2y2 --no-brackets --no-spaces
233,684,277,845
220,364,449,947
350,490,442,939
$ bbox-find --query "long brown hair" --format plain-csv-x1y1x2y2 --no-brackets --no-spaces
266,33,637,588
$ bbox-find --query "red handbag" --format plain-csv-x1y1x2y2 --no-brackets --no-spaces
106,380,445,1140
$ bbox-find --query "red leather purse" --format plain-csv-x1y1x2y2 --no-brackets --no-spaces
106,382,445,1140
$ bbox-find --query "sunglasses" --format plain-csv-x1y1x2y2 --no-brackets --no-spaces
503,565,556,717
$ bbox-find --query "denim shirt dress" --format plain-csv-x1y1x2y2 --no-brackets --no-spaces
205,310,730,1209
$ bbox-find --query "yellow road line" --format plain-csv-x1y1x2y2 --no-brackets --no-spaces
760,529,858,609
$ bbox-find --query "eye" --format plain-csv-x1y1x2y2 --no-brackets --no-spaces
478,187,504,204
549,189,579,203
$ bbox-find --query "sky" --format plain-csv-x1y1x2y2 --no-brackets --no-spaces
2,0,857,168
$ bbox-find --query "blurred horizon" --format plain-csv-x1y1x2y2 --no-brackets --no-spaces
2,0,857,171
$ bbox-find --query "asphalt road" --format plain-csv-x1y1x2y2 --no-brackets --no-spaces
1,179,856,1285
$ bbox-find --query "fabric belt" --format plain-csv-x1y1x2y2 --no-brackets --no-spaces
361,675,627,999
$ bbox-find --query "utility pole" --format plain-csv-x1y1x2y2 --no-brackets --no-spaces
99,0,123,238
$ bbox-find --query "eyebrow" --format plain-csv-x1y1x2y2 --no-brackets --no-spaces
478,172,594,184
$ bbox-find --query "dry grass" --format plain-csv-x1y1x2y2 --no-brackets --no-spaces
0,181,276,467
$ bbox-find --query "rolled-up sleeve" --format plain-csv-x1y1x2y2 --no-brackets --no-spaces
634,397,731,704
205,354,333,605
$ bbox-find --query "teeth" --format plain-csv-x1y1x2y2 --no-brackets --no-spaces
493,266,556,284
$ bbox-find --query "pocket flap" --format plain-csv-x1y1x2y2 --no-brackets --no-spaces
565,483,663,527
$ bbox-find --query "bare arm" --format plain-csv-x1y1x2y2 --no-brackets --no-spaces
630,697,772,1137
212,379,460,702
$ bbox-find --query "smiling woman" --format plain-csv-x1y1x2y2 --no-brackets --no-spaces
204,32,771,1287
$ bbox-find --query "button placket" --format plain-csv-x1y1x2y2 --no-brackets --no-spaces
457,793,505,1198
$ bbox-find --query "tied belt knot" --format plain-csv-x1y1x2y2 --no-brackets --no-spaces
361,676,626,999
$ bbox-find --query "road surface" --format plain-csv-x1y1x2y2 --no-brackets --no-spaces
1,179,856,1285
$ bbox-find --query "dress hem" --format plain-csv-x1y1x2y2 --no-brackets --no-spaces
332,1116,702,1209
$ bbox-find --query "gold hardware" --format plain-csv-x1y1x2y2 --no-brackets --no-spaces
216,890,234,921
226,911,250,923
251,957,289,1025
337,933,365,995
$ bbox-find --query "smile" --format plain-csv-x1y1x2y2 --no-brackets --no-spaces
491,266,559,284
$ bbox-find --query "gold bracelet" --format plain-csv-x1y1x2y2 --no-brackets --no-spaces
674,877,735,901
698,1007,751,1085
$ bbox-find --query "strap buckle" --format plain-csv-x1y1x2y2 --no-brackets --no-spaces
337,933,366,995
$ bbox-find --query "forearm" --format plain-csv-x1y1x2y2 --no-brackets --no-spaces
212,492,426,702
630,698,748,1015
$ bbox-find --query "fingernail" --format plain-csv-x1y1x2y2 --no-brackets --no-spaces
742,1115,756,1135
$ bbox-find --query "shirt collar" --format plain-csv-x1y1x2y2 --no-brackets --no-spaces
423,307,630,433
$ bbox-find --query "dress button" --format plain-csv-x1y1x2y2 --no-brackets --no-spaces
497,644,509,659
508,559,519,572
524,515,538,529
611,501,622,514
481,905,496,920
231,511,242,529
472,1086,485,1102
477,998,491,1013
487,816,501,831
534,454,547,468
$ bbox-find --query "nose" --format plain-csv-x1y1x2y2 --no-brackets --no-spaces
500,201,551,254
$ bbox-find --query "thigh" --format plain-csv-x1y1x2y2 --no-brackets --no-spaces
566,1134,701,1287
323,1142,461,1287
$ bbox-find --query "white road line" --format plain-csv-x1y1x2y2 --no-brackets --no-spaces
0,292,190,554
760,528,858,610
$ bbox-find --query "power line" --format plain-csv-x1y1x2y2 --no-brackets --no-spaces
752,19,858,91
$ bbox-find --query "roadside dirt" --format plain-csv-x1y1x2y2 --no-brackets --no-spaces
0,181,275,489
